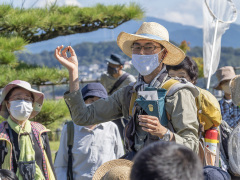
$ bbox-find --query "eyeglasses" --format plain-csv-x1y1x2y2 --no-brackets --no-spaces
9,95,33,102
131,44,162,54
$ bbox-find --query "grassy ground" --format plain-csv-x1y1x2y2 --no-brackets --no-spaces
49,140,60,163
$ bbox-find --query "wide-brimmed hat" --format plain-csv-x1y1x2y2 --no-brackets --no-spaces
214,66,236,90
117,22,185,66
92,159,133,180
106,54,125,65
230,75,240,106
0,80,44,119
81,83,108,100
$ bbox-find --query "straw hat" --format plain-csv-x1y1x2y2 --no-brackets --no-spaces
92,159,133,180
214,66,236,90
117,22,185,66
0,80,44,119
230,75,240,106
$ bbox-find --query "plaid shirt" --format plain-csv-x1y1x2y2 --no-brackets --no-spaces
219,98,240,128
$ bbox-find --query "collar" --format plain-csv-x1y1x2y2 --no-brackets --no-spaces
223,97,232,104
78,123,104,132
134,65,167,91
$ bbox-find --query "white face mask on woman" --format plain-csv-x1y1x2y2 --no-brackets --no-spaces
9,100,33,121
131,49,165,76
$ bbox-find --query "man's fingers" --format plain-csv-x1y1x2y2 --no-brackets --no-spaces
139,115,158,120
139,117,158,125
55,45,64,57
139,122,157,130
54,47,61,60
62,47,68,58
69,46,76,56
142,127,156,133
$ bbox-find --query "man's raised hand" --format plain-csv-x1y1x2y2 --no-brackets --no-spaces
55,45,78,72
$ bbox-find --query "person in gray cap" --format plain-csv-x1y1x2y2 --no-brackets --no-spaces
100,53,136,95
54,83,124,180
101,54,136,141
214,66,240,128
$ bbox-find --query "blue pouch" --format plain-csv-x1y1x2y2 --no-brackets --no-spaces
135,87,168,127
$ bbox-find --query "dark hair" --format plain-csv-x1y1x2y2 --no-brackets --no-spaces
83,95,95,102
0,169,19,180
166,56,199,84
5,87,34,101
130,141,203,180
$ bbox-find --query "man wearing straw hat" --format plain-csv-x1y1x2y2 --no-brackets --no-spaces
214,66,240,128
54,22,199,157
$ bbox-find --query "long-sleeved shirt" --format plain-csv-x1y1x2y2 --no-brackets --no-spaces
54,122,124,180
219,98,240,128
100,71,136,94
64,83,199,153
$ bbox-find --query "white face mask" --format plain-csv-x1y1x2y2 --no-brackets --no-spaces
9,100,33,121
131,49,164,76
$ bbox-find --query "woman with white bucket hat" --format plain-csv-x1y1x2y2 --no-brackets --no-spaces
0,80,56,180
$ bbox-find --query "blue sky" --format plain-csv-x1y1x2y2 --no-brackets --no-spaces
2,0,240,27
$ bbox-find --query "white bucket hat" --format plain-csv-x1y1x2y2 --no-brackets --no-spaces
0,80,44,119
117,22,185,65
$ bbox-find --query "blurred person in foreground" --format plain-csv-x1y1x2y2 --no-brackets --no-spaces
130,141,203,180
54,83,124,180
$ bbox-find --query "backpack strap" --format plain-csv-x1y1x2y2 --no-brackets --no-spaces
0,140,8,169
108,73,129,95
161,79,180,93
66,121,74,180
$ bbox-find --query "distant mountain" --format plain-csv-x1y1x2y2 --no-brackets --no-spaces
26,17,240,54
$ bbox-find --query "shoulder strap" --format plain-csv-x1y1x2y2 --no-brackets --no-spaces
66,121,74,180
41,133,47,151
108,73,129,95
161,79,181,94
0,140,8,169
128,82,138,117
67,121,74,147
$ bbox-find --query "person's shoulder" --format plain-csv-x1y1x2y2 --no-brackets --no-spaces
163,78,199,98
126,74,136,82
101,121,118,130
30,121,47,131
100,72,109,78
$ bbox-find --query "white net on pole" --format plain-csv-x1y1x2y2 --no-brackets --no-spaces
203,0,237,89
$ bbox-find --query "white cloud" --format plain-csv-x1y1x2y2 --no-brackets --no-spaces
2,0,82,8
36,0,81,7
162,11,200,27
65,0,81,6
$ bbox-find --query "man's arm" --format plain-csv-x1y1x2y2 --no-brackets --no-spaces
64,86,128,126
165,89,199,153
